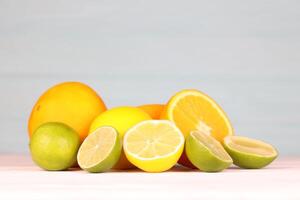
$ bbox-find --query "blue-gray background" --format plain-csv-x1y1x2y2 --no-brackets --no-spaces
1,0,299,155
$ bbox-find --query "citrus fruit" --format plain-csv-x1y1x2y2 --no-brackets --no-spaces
138,104,164,119
90,106,151,169
29,122,80,171
123,120,184,172
77,127,122,173
161,89,233,140
28,82,107,142
223,136,278,169
178,151,197,169
161,89,234,168
186,130,232,172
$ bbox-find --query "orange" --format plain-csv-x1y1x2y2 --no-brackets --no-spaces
28,82,107,142
138,104,164,119
161,89,233,140
161,89,234,168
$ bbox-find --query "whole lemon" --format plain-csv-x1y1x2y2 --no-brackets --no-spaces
28,82,107,142
30,122,80,171
90,106,151,169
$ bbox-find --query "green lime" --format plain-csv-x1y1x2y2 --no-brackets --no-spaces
29,122,80,171
185,130,232,172
77,126,122,173
223,136,278,169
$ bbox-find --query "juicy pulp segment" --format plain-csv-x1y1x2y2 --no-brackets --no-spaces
125,121,184,159
166,90,233,141
77,127,117,169
191,130,232,161
224,136,277,157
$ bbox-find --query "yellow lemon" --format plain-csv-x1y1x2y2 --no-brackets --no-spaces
89,106,151,169
124,120,184,172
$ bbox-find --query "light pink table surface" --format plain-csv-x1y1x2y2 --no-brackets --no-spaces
0,155,299,200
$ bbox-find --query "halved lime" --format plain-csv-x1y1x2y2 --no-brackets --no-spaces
77,126,122,172
185,130,232,172
223,136,278,169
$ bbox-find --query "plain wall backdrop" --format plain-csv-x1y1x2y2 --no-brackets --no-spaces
0,0,300,155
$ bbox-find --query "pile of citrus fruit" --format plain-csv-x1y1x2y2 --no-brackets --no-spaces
28,82,278,173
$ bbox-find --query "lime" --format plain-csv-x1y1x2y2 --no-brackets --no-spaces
77,126,122,173
185,130,232,172
29,122,80,171
223,136,278,169
89,106,151,169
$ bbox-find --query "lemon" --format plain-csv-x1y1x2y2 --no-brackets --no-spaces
123,120,184,172
223,136,278,169
89,106,151,169
29,122,80,171
77,127,122,173
186,130,232,172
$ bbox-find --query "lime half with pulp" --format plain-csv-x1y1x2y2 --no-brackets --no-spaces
185,130,232,172
77,126,122,172
223,136,278,169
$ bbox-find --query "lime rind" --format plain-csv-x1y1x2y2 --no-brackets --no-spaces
84,138,122,173
185,131,232,172
223,136,278,169
78,127,122,173
30,122,80,171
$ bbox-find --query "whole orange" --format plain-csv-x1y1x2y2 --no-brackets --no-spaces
137,104,164,119
28,82,107,142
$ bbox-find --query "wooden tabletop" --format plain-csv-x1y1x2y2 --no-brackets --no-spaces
0,155,299,200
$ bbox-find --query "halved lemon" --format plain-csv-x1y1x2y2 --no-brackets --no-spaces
161,89,233,141
186,130,233,172
77,126,122,173
123,120,184,172
223,136,278,169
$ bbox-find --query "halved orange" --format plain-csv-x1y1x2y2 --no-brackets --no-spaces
161,89,233,142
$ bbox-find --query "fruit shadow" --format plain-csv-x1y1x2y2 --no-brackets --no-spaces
227,164,286,171
108,165,196,173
